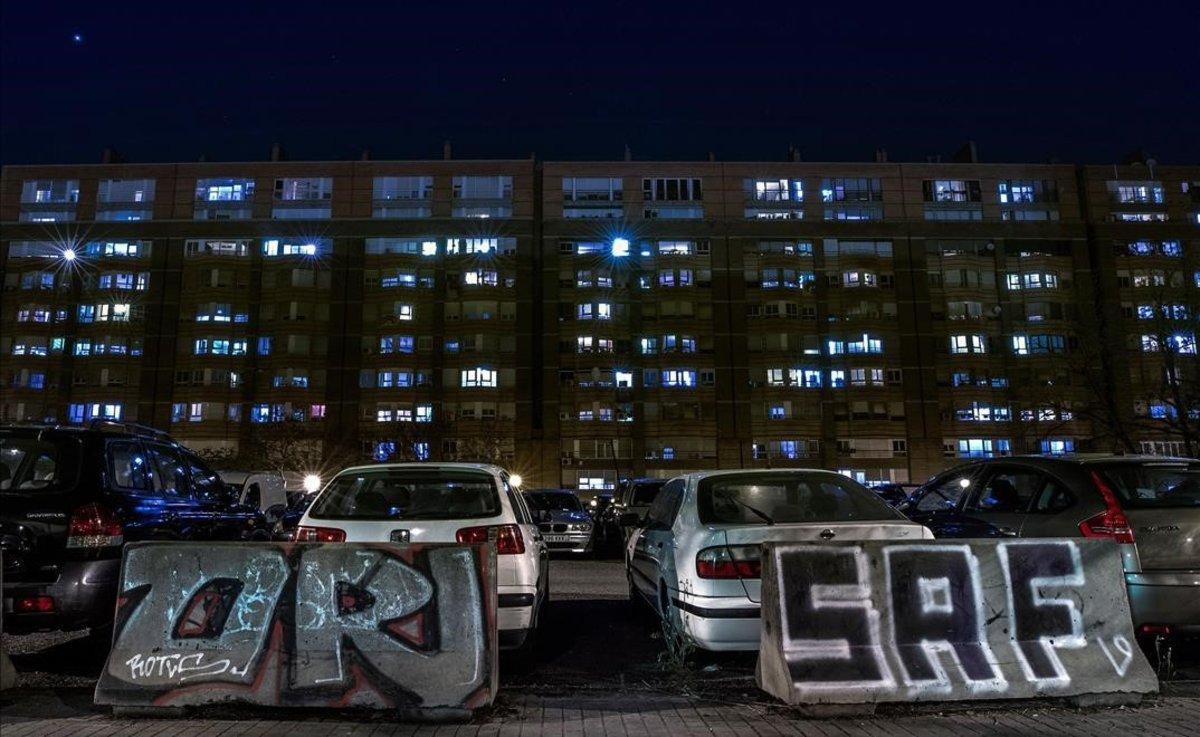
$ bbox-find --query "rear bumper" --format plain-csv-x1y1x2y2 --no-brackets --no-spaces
671,590,761,652
1125,571,1200,632
2,559,121,633
543,532,592,554
497,585,538,649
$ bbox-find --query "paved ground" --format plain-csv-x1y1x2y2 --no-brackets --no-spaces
3,557,1199,735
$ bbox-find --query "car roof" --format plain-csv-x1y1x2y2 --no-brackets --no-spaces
959,454,1198,467
680,468,845,485
332,461,508,476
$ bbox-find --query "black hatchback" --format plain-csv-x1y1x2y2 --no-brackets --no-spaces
0,421,270,635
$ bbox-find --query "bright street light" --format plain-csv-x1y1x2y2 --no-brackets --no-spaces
611,237,630,257
303,474,322,493
62,248,77,261
509,474,524,488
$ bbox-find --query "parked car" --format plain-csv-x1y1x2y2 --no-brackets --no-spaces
296,463,549,650
602,478,667,542
271,490,319,540
587,492,614,521
218,470,289,524
0,421,269,636
900,455,1200,648
524,489,594,554
872,482,920,507
624,469,932,651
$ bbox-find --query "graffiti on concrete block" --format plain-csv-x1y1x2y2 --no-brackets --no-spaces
758,539,1158,705
95,542,497,712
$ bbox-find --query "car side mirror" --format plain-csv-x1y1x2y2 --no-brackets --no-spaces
618,511,642,528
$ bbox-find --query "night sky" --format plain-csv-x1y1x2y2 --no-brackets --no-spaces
2,1,1198,165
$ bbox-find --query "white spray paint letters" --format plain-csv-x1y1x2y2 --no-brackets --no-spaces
772,539,1155,701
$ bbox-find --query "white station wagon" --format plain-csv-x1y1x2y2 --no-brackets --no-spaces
297,463,549,650
625,469,933,651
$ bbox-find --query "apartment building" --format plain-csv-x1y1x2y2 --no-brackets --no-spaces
2,154,1197,488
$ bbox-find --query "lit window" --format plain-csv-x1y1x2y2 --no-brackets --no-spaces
950,334,987,354
461,368,498,388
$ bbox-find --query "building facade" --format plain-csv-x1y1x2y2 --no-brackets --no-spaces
2,156,1197,488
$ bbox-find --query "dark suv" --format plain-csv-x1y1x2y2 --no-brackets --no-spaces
0,421,270,635
901,455,1200,648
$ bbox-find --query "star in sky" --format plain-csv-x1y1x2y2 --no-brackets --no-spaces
72,33,84,44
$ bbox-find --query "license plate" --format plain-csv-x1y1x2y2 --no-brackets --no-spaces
545,535,571,543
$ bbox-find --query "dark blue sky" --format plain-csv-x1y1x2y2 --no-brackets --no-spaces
2,1,1197,164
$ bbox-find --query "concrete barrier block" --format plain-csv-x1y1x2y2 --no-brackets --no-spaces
757,539,1158,706
94,542,497,717
0,649,15,691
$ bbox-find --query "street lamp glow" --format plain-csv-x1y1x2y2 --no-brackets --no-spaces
303,474,322,494
62,248,77,261
611,237,630,257
509,474,523,488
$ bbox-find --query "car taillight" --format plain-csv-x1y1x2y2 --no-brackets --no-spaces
456,524,526,555
1079,471,1135,544
15,595,55,613
294,525,347,543
66,502,124,548
696,545,761,579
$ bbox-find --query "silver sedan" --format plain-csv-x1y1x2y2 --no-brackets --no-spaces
624,469,932,651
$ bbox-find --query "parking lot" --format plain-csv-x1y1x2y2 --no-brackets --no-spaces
4,556,1200,736
2,558,758,694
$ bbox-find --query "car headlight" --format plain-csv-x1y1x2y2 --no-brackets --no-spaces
576,523,592,532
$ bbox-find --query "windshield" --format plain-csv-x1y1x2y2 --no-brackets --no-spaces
527,492,583,512
0,433,83,494
308,469,500,520
1096,462,1200,509
629,481,665,506
698,473,904,525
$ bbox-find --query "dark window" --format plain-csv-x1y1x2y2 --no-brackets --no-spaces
145,443,191,497
244,483,262,509
645,479,685,528
526,491,583,512
628,480,666,506
914,469,977,513
183,452,224,502
1095,462,1200,509
698,472,901,525
0,434,81,494
107,440,158,493
505,483,531,523
310,469,500,520
1031,479,1075,513
965,468,1043,513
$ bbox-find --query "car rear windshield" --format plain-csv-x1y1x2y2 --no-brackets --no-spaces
698,473,904,525
0,433,82,495
527,492,583,512
1095,462,1200,509
308,469,501,521
630,482,665,506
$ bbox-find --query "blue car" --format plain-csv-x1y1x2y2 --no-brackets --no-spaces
524,489,594,554
1,421,270,637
